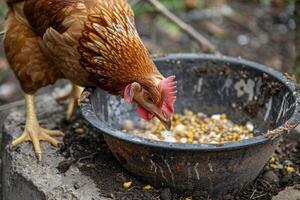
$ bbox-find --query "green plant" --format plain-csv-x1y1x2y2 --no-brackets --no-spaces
155,16,181,38
259,0,272,5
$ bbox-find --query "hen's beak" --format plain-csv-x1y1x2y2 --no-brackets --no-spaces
130,86,172,130
153,110,172,130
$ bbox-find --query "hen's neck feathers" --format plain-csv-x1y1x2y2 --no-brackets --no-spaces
78,0,163,95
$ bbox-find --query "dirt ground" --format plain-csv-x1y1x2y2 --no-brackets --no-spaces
59,112,300,200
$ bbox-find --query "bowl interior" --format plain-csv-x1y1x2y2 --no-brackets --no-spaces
90,54,296,139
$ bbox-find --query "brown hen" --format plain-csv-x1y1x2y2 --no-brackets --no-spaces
4,0,177,160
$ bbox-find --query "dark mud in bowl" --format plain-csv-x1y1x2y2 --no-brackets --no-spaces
80,54,300,196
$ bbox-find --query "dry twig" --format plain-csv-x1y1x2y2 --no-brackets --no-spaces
145,0,221,54
252,193,267,199
77,152,98,163
250,189,257,199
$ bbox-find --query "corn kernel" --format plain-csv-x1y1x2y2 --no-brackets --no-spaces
270,164,278,169
173,124,187,134
187,132,194,139
286,166,295,174
220,114,226,120
85,163,95,168
123,181,132,189
143,185,152,190
269,157,276,164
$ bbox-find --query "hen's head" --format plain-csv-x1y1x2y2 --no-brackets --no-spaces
124,76,177,130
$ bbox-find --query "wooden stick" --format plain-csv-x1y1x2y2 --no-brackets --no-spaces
145,0,221,54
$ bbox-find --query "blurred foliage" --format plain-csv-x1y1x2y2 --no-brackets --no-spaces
287,0,295,4
133,0,295,16
155,16,181,38
132,0,205,16
0,5,7,18
259,0,295,5
132,0,204,38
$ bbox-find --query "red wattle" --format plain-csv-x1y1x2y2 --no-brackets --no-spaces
136,105,154,120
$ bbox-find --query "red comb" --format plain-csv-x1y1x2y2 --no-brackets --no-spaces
160,75,177,116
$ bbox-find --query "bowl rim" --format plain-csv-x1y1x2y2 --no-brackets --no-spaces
80,53,300,152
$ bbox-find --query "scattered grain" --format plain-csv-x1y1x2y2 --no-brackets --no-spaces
143,185,152,190
123,181,132,189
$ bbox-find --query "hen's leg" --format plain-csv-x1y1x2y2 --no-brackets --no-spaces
56,84,84,120
11,93,64,161
65,84,84,120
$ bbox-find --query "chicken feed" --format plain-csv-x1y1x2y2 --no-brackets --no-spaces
121,110,254,144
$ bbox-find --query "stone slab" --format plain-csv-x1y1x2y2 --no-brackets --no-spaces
1,96,107,200
272,186,300,200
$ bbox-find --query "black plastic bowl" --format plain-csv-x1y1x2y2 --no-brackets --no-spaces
80,54,300,196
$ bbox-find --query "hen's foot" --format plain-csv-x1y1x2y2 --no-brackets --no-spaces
10,94,64,161
11,124,64,161
56,84,84,120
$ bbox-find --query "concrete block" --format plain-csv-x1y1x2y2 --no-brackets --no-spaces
1,96,106,200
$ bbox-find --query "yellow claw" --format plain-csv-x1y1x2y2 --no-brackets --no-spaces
10,94,64,161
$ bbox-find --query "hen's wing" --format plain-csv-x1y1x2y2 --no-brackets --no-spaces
4,11,63,93
22,0,134,36
23,0,80,37
6,0,92,86
22,0,148,90
34,0,94,86
8,0,158,92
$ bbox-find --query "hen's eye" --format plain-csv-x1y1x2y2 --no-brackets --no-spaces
147,97,153,103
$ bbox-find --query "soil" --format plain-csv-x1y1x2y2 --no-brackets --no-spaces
0,1,298,199
59,112,300,200
59,113,162,200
